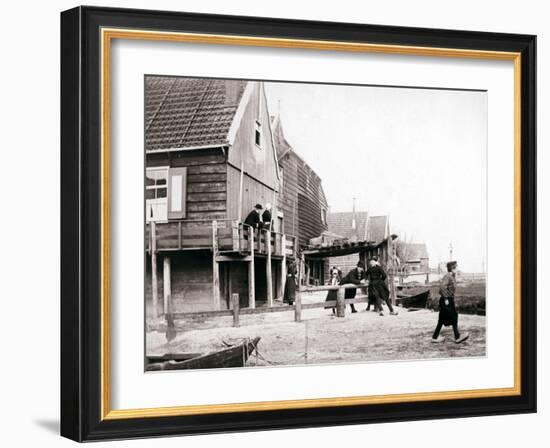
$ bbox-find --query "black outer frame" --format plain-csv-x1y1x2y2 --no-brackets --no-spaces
60,6,537,442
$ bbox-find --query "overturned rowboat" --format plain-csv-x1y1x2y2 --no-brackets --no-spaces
146,337,261,371
396,290,430,309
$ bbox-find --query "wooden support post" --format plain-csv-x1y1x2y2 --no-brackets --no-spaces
151,221,159,318
294,289,302,322
231,293,240,327
238,161,244,222
177,221,182,250
280,234,287,299
163,255,171,315
305,262,310,287
212,221,221,310
266,230,273,307
248,227,256,309
336,287,346,317
232,220,240,251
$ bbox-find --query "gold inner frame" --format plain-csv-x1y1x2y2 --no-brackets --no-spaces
100,27,522,420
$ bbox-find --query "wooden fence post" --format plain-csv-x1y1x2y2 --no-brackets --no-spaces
294,289,302,322
231,293,240,327
336,287,346,317
151,221,159,318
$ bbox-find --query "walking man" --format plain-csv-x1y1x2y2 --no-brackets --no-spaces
431,261,469,344
366,257,398,316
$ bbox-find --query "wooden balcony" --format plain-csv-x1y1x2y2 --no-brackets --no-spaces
146,219,297,259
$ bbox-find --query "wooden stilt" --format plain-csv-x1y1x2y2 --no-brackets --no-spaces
151,221,159,318
280,234,287,299
163,255,171,315
266,230,273,307
248,227,256,308
212,221,221,310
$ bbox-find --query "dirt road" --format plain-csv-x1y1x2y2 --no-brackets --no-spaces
147,300,486,367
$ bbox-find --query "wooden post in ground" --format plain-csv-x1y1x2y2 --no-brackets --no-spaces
248,227,256,308
280,234,287,299
231,293,240,327
336,286,346,317
151,221,159,318
212,221,221,310
266,230,273,307
163,255,171,315
294,289,302,322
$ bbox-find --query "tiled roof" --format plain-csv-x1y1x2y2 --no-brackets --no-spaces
145,76,247,151
327,212,369,241
366,216,388,244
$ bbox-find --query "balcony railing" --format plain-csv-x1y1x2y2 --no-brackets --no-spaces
146,219,297,259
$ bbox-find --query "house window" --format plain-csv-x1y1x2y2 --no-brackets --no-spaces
255,120,262,147
146,167,168,222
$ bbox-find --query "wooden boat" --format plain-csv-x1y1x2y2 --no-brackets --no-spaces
146,337,261,371
396,290,430,309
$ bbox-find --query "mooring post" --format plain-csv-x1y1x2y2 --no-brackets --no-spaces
336,286,346,317
163,255,171,315
294,289,302,322
231,293,240,327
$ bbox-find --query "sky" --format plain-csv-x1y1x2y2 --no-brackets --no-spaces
265,82,487,273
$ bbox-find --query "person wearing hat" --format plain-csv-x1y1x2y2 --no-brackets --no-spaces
365,257,398,316
261,203,273,231
339,260,366,313
244,203,263,229
431,261,469,344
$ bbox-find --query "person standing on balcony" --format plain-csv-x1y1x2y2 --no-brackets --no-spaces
244,203,263,228
261,203,273,231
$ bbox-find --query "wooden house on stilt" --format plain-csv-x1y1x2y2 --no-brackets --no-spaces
145,76,297,314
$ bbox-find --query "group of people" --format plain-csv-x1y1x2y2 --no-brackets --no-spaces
244,203,272,231
326,257,398,316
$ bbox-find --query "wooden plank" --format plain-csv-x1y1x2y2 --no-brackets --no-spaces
280,234,287,299
231,293,240,327
232,221,240,251
187,192,227,202
212,221,220,310
187,182,226,193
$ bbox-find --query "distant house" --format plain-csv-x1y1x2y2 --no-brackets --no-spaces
145,77,297,313
271,114,329,285
396,242,430,273
324,212,391,279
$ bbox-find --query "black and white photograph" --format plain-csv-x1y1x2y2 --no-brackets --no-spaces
144,75,487,371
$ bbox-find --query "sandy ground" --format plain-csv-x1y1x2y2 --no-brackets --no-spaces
147,291,486,367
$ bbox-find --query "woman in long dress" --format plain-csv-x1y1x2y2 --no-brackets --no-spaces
283,262,298,305
325,266,341,313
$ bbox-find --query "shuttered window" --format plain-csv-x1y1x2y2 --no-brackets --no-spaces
167,167,187,220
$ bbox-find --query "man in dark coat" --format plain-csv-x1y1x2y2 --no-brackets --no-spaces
244,204,263,229
431,261,469,344
261,203,272,230
366,257,398,316
340,261,366,313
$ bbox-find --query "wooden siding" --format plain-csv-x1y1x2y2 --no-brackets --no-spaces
227,82,279,191
277,152,299,237
147,149,228,222
226,164,278,222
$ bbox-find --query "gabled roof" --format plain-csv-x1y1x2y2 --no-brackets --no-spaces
271,115,293,159
366,216,389,245
145,76,247,151
327,212,369,241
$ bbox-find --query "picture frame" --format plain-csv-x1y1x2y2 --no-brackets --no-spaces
60,5,536,442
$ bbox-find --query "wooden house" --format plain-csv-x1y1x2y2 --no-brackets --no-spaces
396,242,430,273
145,76,297,313
271,114,329,285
